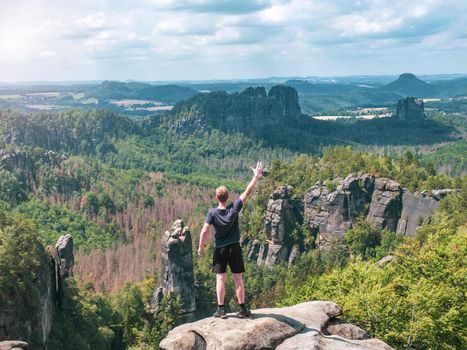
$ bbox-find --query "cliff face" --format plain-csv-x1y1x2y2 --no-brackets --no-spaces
394,97,425,120
256,186,302,267
304,174,374,244
155,220,196,315
170,85,302,135
250,174,452,267
0,245,56,348
159,301,394,350
0,235,74,349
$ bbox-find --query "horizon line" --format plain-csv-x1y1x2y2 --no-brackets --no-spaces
2,72,467,85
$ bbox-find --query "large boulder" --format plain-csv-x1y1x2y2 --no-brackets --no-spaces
325,319,369,340
394,97,425,120
159,301,394,350
55,234,74,279
157,219,196,314
0,341,28,350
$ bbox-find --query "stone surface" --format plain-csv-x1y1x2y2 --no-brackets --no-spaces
396,191,439,235
160,301,394,350
431,189,457,201
261,186,302,267
367,178,402,231
304,174,374,245
277,332,393,350
394,97,425,120
288,244,301,267
268,85,302,119
376,255,397,269
149,287,164,314
256,243,269,267
158,219,196,314
0,236,68,349
245,174,454,261
247,239,261,262
55,234,74,278
326,319,369,340
0,341,29,350
259,173,451,252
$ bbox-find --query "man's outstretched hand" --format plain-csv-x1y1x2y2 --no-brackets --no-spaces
251,161,263,179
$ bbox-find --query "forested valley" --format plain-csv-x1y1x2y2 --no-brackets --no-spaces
0,85,465,350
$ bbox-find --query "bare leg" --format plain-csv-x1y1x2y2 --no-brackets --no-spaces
216,273,227,305
233,273,245,304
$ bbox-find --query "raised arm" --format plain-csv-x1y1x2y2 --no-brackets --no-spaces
240,161,263,204
197,222,211,257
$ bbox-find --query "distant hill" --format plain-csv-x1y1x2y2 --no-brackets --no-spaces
381,73,439,97
85,81,197,103
87,81,132,99
434,77,467,97
283,79,402,113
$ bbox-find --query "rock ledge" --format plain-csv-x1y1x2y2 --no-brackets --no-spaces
160,301,394,350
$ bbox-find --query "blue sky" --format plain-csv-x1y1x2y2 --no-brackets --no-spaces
0,0,466,81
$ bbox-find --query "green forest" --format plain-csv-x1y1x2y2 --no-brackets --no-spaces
0,99,466,350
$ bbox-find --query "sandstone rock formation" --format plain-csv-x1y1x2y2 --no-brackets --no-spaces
170,85,302,135
156,219,196,314
396,191,438,235
257,186,302,267
304,174,373,245
394,97,425,120
55,234,74,279
0,246,55,349
304,175,451,246
367,178,402,231
0,341,29,350
268,85,302,119
249,175,452,261
159,301,394,350
326,319,369,340
0,235,74,349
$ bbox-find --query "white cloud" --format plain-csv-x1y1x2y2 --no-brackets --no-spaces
0,0,465,81
75,12,108,30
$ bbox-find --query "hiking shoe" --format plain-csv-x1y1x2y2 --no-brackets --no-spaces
213,308,227,319
237,308,251,319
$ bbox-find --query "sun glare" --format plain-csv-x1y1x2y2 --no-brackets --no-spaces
0,26,33,59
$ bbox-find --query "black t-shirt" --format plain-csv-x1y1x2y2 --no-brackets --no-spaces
206,198,243,247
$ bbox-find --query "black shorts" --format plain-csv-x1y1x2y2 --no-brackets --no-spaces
212,242,245,274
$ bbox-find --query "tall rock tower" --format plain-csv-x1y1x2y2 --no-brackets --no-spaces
394,97,425,120
157,219,196,315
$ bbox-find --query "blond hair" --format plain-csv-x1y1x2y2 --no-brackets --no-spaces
216,186,229,203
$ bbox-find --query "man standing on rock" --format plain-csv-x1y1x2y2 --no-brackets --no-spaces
198,161,263,319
